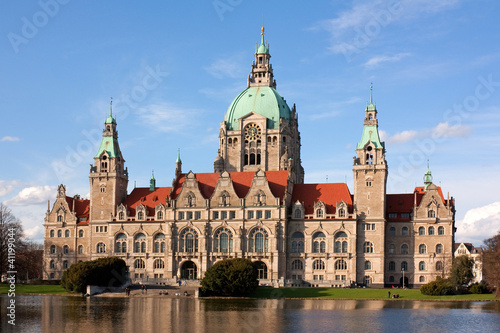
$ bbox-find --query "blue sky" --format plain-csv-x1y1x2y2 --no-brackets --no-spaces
1,0,499,246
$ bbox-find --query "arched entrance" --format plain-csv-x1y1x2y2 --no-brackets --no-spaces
364,276,372,287
181,260,197,280
254,261,268,279
400,276,409,288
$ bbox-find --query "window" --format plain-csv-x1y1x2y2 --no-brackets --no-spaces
50,260,55,269
65,230,70,237
428,226,435,235
401,213,410,218
419,261,426,271
388,213,397,219
388,244,395,254
436,261,443,271
220,211,227,220
212,211,218,220
291,232,304,253
179,212,185,220
389,227,396,236
249,227,268,253
214,227,233,253
154,233,166,253
389,261,395,271
115,233,127,253
363,242,373,253
195,211,201,220
419,227,425,235
157,211,163,220
79,230,84,238
401,244,409,254
134,259,145,269
50,230,54,237
57,215,63,222
138,211,144,220
436,244,443,254
313,232,326,253
334,232,348,253
419,244,427,254
248,211,254,219
50,245,56,254
313,259,325,270
428,210,435,218
257,210,263,219
63,260,68,269
291,259,304,270
294,209,302,219
366,181,372,187
316,209,323,218
365,261,372,270
338,208,345,218
179,228,198,253
119,212,124,220
401,261,408,271
78,245,83,254
438,226,445,235
364,223,371,230
58,230,62,237
230,211,236,220
402,226,409,236
134,233,146,253
96,242,106,253
420,276,425,283
335,259,347,270
153,259,164,269
63,245,69,254
265,210,271,219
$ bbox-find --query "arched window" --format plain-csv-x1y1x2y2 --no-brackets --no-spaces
115,233,127,253
419,261,426,271
438,226,445,235
388,244,395,254
65,230,70,237
436,261,443,271
134,233,146,253
402,226,409,236
342,241,348,253
290,232,304,253
154,259,164,269
291,259,304,270
401,244,409,254
428,210,435,218
420,276,425,283
388,261,395,271
401,261,408,271
179,228,198,253
249,227,268,253
50,260,55,269
313,259,325,270
316,209,323,218
419,244,427,254
294,209,302,219
313,232,326,253
389,227,396,236
418,227,425,235
63,245,69,254
78,245,83,254
338,208,345,218
334,231,348,253
50,230,54,237
137,211,144,220
154,233,166,253
335,259,347,270
157,211,163,220
363,242,373,253
436,244,443,254
428,226,435,235
365,260,372,270
63,260,68,269
57,230,62,237
118,211,124,220
96,242,106,253
134,259,145,269
50,245,56,254
79,230,84,238
214,227,233,253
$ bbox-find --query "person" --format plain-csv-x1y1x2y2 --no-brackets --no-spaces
141,285,145,294
144,285,147,294
388,291,391,299
178,279,182,287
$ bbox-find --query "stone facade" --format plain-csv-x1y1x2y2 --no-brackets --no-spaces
43,28,456,288
454,242,483,284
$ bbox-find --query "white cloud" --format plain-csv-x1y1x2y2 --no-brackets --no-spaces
204,54,245,79
136,103,201,133
431,122,472,139
24,225,43,240
456,201,500,246
363,53,411,69
4,185,56,206
383,121,471,145
1,136,20,142
389,130,419,144
0,180,19,197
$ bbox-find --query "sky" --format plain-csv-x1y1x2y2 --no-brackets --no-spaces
0,0,499,246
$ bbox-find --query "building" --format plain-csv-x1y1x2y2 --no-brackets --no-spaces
43,28,456,288
454,242,483,284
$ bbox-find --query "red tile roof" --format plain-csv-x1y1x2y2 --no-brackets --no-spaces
414,186,453,206
65,196,90,224
123,186,172,215
291,183,353,215
385,193,423,221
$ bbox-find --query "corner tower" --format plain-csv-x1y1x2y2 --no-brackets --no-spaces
215,27,304,183
89,101,128,221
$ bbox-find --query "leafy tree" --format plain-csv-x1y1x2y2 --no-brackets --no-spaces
420,276,455,295
482,233,500,297
450,255,474,287
61,257,127,293
200,258,258,296
0,204,25,279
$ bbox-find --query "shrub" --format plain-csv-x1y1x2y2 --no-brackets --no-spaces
469,283,490,294
61,257,127,293
200,258,258,296
420,276,455,296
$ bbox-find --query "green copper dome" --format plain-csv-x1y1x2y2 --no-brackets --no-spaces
224,86,291,131
105,115,116,124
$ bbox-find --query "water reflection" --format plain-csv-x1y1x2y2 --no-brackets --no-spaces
1,296,499,333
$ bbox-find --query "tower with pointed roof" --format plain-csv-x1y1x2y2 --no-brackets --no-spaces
215,27,304,183
89,101,128,221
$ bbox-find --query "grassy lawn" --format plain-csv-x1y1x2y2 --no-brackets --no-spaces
252,287,498,301
0,284,67,295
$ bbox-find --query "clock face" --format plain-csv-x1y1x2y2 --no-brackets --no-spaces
245,123,261,140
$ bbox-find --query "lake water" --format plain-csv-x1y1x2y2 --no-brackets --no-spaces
1,295,500,332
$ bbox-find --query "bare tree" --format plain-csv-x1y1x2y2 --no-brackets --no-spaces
483,232,500,297
0,204,25,280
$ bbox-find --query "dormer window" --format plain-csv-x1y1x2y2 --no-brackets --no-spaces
338,208,345,218
428,210,435,218
316,209,323,218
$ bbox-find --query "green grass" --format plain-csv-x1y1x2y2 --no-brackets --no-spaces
251,287,498,301
0,284,67,295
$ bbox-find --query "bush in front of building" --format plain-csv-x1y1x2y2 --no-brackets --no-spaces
61,257,127,293
200,258,258,297
469,283,490,294
420,276,455,296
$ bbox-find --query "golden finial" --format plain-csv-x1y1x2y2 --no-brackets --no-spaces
261,26,265,35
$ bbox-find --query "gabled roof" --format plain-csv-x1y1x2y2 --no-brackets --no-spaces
65,196,90,224
454,242,475,253
291,183,353,215
386,193,423,221
123,187,172,215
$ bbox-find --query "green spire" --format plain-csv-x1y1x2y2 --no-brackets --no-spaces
176,148,182,164
367,83,376,111
105,98,116,124
149,170,156,191
424,161,433,190
256,26,269,54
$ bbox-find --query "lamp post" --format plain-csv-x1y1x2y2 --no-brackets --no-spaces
402,269,405,288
